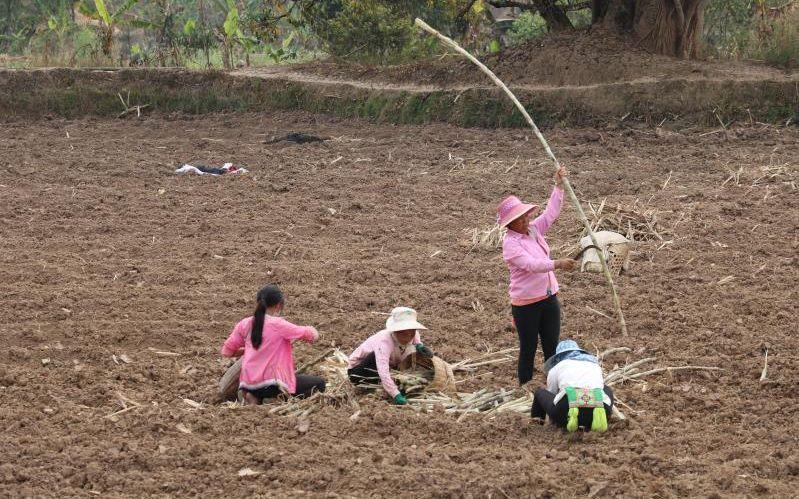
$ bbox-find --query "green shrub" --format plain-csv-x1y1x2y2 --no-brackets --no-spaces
301,0,459,64
754,10,799,68
303,0,412,63
566,7,592,29
703,0,755,58
704,0,799,67
507,11,547,45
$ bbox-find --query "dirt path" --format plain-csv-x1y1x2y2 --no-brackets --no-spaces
1,111,798,497
233,65,799,94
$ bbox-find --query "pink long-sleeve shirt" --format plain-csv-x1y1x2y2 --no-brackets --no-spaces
221,315,318,394
502,186,564,304
347,329,421,398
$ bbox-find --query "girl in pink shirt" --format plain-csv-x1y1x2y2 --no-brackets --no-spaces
221,284,325,405
497,166,577,386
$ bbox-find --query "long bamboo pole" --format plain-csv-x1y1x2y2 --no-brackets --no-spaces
415,18,627,335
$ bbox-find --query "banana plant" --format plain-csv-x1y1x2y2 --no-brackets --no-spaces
33,0,74,63
77,0,142,57
264,30,298,63
212,0,261,69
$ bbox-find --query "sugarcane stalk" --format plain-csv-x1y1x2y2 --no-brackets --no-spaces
625,365,723,379
604,357,657,384
599,347,631,360
297,347,336,374
414,18,628,336
453,347,519,368
457,357,514,370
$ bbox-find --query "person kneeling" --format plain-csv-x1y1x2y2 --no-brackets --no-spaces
220,284,325,405
531,340,613,432
347,307,434,406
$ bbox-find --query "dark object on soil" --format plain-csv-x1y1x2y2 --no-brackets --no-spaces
265,132,328,144
194,165,235,175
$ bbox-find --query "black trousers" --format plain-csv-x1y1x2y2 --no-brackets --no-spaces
531,386,614,428
347,352,381,385
511,295,561,385
244,374,326,402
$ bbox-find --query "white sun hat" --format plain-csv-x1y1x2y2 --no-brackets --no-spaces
385,307,427,332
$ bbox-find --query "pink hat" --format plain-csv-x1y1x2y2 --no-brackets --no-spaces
497,195,538,228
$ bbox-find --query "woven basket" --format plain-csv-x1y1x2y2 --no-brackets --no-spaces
218,358,242,402
579,230,631,276
399,353,456,394
429,356,457,393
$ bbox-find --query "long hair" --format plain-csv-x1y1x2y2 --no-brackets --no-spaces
251,284,284,349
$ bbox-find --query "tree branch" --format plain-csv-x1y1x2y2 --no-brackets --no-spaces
486,0,537,9
672,0,687,57
487,0,591,12
457,0,480,19
672,0,686,28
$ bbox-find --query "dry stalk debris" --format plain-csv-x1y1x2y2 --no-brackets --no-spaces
224,348,722,423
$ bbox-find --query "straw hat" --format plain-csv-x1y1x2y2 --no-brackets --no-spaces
385,307,427,332
497,195,539,228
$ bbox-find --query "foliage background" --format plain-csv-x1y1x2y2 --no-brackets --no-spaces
0,0,796,69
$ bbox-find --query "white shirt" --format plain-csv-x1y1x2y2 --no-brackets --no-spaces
546,359,611,405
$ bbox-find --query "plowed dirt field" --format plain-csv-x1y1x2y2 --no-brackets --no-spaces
1,111,797,497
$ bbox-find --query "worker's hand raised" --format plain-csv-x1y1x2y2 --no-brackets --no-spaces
555,165,569,187
555,258,578,271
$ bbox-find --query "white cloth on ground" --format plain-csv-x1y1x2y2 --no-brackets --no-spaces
174,163,248,175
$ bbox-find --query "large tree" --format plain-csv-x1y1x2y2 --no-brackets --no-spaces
486,0,708,58
593,0,706,58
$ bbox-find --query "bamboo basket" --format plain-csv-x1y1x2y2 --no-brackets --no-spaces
218,358,242,402
579,230,631,276
399,353,457,394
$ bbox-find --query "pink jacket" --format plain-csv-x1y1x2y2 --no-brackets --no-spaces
348,329,421,398
221,315,318,394
502,186,564,303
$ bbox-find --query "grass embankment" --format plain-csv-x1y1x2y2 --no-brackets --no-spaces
0,68,796,127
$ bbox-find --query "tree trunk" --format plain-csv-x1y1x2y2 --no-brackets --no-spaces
592,0,609,24
198,0,211,68
593,0,705,58
532,0,574,31
101,26,114,57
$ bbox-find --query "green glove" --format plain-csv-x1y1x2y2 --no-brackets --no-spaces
393,393,407,405
415,343,434,358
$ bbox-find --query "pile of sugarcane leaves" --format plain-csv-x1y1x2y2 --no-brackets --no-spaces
221,347,722,422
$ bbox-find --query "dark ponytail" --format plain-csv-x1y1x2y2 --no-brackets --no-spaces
251,284,284,349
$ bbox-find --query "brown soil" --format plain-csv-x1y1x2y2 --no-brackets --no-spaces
1,111,798,497
294,29,794,87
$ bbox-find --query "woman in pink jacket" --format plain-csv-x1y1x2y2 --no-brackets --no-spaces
221,284,325,405
497,166,577,386
347,307,434,405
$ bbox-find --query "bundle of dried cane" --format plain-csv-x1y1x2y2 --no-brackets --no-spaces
582,198,669,243
467,224,506,250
